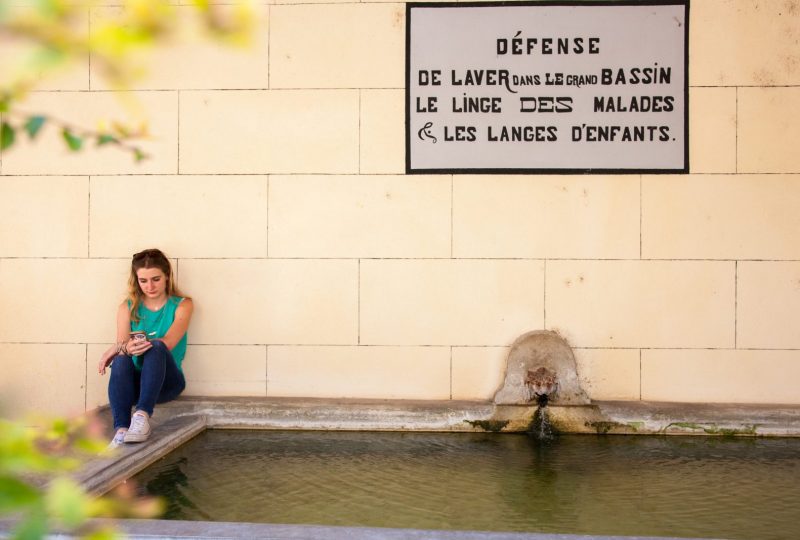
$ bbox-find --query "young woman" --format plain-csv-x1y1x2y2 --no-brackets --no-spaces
98,248,194,448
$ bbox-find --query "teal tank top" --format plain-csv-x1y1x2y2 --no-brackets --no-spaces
130,296,188,372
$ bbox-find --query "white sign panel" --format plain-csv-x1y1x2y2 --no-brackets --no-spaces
406,1,689,174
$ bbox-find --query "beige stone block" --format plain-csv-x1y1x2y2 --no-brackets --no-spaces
268,346,450,399
270,4,404,88
178,259,358,345
573,348,640,401
738,262,800,349
642,349,800,404
0,55,87,93
0,259,129,343
691,0,800,86
86,344,111,411
451,347,507,400
90,5,269,90
0,344,87,419
689,87,736,174
180,90,358,174
1,91,178,175
453,175,639,259
546,261,735,349
183,345,266,396
361,260,544,346
90,175,268,258
269,175,450,258
643,175,800,260
0,176,88,257
0,5,89,91
360,89,404,174
739,87,800,173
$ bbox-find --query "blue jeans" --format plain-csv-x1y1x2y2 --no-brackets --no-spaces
108,340,186,430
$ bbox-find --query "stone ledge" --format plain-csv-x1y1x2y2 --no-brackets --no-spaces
164,396,497,431
590,400,800,437
147,396,800,437
0,518,720,540
77,414,206,497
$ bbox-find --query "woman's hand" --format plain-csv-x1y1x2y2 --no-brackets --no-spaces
98,339,154,374
126,338,153,357
98,343,119,375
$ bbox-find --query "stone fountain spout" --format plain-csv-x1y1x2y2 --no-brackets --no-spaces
525,367,558,407
494,330,589,406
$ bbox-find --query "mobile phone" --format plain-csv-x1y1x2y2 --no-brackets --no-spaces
129,331,148,342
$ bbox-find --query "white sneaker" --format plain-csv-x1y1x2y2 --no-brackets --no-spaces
123,412,152,443
106,429,127,450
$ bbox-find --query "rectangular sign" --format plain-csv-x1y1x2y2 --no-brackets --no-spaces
406,1,689,174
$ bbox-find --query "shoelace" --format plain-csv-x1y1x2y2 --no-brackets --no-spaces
130,414,147,432
107,431,126,449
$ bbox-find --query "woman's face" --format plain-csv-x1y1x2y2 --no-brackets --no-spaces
136,267,168,301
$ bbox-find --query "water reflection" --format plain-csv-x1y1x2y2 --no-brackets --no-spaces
139,456,211,520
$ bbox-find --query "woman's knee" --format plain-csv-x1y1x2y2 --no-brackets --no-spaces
108,355,136,390
158,373,186,404
109,354,135,377
139,340,168,364
147,339,169,355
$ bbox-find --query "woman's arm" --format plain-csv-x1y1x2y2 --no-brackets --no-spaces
98,302,135,374
158,298,194,351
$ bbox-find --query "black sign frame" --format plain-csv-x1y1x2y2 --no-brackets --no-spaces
405,0,690,175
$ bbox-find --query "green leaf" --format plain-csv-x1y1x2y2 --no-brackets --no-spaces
35,0,67,19
82,528,120,540
61,129,83,152
1,122,15,150
23,117,46,140
47,418,69,439
73,437,107,454
13,502,48,540
45,477,89,528
97,134,118,146
0,475,41,512
133,148,148,162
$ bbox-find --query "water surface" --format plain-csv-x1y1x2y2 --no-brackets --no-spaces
134,430,800,539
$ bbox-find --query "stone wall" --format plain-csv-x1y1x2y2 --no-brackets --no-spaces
1,0,799,418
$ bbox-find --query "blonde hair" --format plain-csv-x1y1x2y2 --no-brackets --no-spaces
126,248,188,322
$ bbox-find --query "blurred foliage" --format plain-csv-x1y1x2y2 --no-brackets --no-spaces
0,0,255,161
0,416,163,540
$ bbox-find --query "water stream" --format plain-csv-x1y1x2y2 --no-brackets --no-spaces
528,402,554,441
